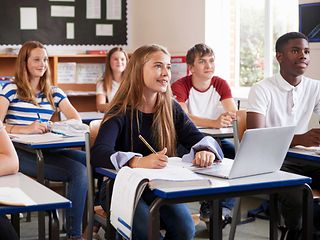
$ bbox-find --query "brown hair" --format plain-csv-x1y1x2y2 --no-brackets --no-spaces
14,41,54,108
103,47,129,93
186,43,214,65
102,44,176,156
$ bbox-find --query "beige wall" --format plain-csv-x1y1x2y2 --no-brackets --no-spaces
127,0,205,55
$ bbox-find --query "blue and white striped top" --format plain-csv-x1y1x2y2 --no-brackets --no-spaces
0,82,67,126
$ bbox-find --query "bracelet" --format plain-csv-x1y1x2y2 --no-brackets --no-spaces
9,125,15,134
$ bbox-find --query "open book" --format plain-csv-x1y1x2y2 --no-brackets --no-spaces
0,187,36,206
110,164,211,239
9,132,64,144
48,119,89,137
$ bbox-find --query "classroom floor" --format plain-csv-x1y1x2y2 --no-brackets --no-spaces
18,196,271,240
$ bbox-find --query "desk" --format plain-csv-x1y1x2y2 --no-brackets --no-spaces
12,136,84,239
287,147,320,166
61,111,104,124
0,173,71,240
96,168,313,240
199,127,233,139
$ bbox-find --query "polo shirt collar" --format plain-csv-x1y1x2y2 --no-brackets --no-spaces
275,73,295,92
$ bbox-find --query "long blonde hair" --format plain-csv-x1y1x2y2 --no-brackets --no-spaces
102,44,176,156
14,41,54,108
103,47,129,93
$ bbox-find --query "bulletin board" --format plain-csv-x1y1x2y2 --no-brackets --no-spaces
0,0,127,45
299,3,320,42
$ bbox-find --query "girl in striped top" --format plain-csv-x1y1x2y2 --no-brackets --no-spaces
0,41,87,240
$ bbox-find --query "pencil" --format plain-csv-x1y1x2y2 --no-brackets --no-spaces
138,134,157,154
37,112,42,123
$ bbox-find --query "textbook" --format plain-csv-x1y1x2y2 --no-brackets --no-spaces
0,187,36,206
110,164,211,239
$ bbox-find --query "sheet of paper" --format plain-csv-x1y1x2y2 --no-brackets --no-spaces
20,8,37,30
51,5,75,17
86,0,101,19
96,24,113,36
0,187,36,206
9,133,64,144
76,63,105,83
110,167,145,239
66,22,74,39
58,62,76,83
106,0,122,20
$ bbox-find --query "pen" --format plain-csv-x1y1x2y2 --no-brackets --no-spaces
138,134,157,154
37,112,42,123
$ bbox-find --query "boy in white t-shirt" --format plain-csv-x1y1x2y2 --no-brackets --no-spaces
247,32,320,239
172,43,237,226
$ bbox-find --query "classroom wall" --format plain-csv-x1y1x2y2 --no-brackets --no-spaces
127,0,206,55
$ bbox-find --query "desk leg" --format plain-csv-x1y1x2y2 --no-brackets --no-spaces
48,210,60,240
105,179,116,240
36,149,46,239
11,213,20,237
302,184,313,240
269,193,278,240
211,200,222,240
149,198,162,240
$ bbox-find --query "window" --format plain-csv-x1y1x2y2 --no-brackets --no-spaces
206,0,298,94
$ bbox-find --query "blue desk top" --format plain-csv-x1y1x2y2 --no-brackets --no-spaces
287,147,320,162
13,136,85,149
96,167,311,199
0,173,71,214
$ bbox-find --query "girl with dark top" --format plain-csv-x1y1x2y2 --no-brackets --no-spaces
91,44,223,240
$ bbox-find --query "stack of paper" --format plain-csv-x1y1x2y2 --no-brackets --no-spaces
0,187,36,206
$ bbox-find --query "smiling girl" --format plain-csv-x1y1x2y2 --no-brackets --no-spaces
91,44,223,239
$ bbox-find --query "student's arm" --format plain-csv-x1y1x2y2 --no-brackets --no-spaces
178,101,234,128
96,94,109,112
0,121,19,176
291,129,320,147
58,98,81,120
246,112,266,129
221,98,237,112
0,97,46,134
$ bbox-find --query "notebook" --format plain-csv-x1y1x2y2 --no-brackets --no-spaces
194,126,295,179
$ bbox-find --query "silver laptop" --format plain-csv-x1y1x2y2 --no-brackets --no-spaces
194,126,295,179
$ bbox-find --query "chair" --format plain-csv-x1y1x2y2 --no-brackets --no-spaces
85,120,114,240
228,110,247,240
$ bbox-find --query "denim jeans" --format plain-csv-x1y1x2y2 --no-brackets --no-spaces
132,189,195,240
16,148,87,238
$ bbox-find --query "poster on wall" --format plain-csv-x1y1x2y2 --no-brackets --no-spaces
171,56,188,84
0,0,127,45
299,3,320,42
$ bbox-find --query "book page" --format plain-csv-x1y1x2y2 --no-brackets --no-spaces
0,187,36,206
110,167,147,239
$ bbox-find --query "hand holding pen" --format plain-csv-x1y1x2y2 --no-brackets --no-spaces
130,135,168,169
26,112,48,134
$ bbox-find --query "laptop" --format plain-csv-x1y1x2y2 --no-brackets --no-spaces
194,126,295,179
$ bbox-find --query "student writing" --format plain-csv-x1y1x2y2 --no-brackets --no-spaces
0,41,87,240
91,44,223,239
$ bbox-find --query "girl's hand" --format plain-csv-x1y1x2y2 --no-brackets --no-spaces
130,148,168,169
192,150,216,168
26,120,48,134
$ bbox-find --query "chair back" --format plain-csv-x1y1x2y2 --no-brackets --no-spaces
232,110,247,153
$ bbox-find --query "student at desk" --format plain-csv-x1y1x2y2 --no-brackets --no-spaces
96,47,129,112
0,120,19,240
171,43,236,226
91,44,223,240
0,41,87,240
247,32,320,239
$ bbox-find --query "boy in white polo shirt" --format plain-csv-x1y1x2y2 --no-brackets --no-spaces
247,32,320,239
172,43,236,227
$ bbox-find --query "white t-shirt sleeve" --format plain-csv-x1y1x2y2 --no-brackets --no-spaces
96,79,106,95
247,84,269,116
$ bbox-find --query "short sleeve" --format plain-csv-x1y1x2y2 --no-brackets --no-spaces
171,77,191,102
52,86,67,108
247,84,269,115
0,82,17,103
96,79,106,95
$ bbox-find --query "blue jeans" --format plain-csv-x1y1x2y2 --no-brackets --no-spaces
16,148,87,238
220,138,235,159
132,190,195,240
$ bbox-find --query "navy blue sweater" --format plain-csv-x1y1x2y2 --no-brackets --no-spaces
91,101,205,169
